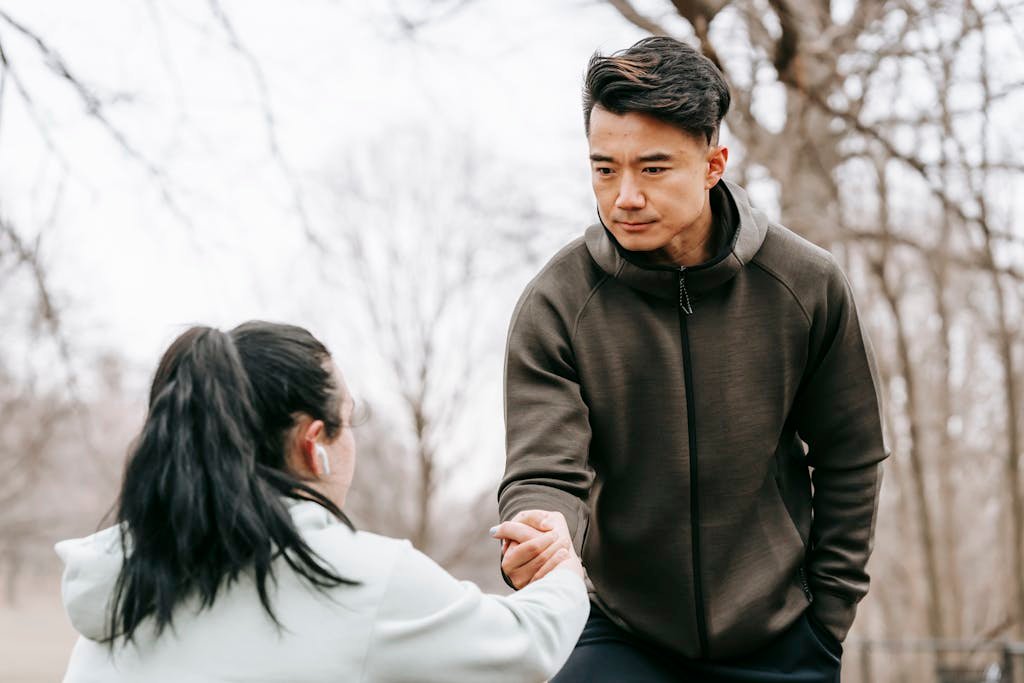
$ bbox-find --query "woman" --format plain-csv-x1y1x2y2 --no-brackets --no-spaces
56,322,588,682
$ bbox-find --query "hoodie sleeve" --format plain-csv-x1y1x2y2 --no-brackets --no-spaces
362,541,588,683
498,285,594,560
792,257,889,643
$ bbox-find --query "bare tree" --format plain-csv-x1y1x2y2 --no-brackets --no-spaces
0,1,348,590
0,4,549,598
322,127,550,583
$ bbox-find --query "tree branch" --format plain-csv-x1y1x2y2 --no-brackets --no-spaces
667,0,731,69
0,9,195,230
605,0,673,36
207,0,325,249
766,0,804,87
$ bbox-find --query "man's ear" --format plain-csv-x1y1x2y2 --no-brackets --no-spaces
706,145,728,189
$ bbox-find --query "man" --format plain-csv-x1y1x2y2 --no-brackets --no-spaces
492,36,888,681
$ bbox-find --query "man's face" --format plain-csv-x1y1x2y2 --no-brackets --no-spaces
587,106,727,254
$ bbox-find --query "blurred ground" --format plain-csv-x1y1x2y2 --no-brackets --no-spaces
0,573,75,683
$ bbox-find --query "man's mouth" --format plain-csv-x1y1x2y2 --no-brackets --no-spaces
615,220,656,232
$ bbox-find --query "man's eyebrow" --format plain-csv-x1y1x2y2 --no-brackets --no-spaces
636,152,673,162
589,152,676,163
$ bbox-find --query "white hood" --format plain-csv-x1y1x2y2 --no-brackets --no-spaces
53,500,329,643
55,524,125,641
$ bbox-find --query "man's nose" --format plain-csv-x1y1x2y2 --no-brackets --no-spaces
615,174,645,210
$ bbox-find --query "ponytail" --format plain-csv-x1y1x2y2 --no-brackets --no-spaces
107,325,352,645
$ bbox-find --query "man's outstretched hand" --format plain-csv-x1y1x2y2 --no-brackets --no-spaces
491,510,583,589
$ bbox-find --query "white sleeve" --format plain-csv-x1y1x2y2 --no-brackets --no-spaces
362,541,588,683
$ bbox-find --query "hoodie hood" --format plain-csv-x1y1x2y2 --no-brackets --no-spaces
55,498,342,642
584,178,769,302
55,524,125,641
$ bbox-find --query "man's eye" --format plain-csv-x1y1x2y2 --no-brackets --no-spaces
644,167,667,174
594,167,614,175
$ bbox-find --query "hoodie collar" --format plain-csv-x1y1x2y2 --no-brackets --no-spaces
585,179,768,303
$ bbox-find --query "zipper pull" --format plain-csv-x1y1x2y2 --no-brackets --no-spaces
678,268,693,315
798,566,814,604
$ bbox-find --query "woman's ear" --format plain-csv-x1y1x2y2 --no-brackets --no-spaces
301,419,327,475
290,417,326,476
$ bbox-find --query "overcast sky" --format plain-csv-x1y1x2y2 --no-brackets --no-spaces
0,1,681,490
0,1,656,371
5,1,1018,491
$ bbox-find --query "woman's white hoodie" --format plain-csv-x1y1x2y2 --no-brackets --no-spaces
56,500,588,682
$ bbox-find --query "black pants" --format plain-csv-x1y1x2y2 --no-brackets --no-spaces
551,605,842,683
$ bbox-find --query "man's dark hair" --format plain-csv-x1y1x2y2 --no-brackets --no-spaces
583,36,731,145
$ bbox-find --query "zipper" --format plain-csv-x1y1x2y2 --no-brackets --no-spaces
798,566,814,604
677,267,707,657
678,266,694,315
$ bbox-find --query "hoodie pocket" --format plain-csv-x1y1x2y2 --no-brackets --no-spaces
804,612,844,662
772,439,812,549
769,469,806,559
776,479,805,549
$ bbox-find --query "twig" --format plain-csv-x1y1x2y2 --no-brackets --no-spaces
207,0,325,250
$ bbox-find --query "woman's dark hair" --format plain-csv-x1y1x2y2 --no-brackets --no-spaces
107,321,355,645
583,36,731,145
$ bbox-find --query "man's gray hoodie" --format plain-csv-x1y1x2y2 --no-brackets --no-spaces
499,179,888,660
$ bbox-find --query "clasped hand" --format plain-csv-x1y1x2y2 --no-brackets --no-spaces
491,510,584,589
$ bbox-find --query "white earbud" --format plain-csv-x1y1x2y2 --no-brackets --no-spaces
314,444,331,476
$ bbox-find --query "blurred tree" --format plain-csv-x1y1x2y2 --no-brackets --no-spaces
0,4,547,598
325,128,548,588
0,1,358,590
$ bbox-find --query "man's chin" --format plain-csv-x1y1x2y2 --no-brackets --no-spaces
611,230,665,253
